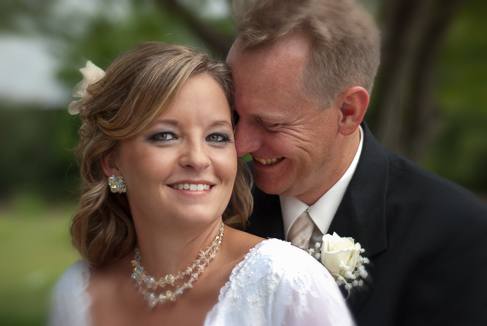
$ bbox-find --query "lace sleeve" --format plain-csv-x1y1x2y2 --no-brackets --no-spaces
48,260,92,326
205,239,354,326
269,242,355,326
279,257,355,325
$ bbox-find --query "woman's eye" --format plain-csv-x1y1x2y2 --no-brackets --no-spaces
207,133,231,143
149,132,177,142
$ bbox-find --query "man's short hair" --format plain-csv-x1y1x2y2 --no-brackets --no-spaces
233,0,381,108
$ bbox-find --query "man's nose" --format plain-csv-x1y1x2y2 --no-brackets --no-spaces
234,120,262,157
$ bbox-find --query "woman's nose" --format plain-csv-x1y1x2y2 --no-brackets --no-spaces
179,141,211,170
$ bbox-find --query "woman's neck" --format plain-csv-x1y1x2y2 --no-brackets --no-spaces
133,218,223,278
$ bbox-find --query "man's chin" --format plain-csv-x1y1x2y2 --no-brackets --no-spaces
254,174,289,196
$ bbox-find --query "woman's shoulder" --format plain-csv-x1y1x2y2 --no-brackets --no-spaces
250,239,333,277
206,239,353,326
49,260,92,326
55,260,90,287
227,238,337,294
225,228,327,274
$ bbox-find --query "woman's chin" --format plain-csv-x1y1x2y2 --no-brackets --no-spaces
161,208,224,230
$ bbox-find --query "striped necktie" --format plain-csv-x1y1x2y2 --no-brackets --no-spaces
288,209,314,250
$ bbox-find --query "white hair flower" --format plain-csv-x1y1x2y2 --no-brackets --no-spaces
68,61,105,115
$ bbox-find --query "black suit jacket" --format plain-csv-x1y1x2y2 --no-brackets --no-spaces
246,123,487,326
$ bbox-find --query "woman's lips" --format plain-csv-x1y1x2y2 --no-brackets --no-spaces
168,183,212,191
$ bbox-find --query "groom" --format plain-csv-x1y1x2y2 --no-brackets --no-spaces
227,0,487,325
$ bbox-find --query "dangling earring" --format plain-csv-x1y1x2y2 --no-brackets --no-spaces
108,175,127,193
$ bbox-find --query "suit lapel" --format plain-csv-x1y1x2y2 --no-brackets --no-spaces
329,123,388,257
329,123,389,311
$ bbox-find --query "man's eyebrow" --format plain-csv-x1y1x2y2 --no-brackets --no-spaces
249,113,284,122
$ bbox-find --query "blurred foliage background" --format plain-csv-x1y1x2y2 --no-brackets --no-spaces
0,0,485,325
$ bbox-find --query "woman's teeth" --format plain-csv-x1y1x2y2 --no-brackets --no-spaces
170,184,211,191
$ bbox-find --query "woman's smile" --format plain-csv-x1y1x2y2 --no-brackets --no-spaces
168,183,212,191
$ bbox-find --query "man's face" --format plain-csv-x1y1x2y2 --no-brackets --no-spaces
227,35,343,205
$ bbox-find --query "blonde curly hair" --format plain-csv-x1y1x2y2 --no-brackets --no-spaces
70,42,253,268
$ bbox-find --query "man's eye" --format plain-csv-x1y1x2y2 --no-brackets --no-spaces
264,123,281,130
259,119,281,130
207,133,231,143
149,132,177,141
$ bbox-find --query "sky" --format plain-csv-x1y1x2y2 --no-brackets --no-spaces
0,36,67,107
0,0,229,109
0,0,381,109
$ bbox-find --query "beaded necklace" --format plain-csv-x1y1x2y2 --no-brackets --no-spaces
131,222,224,307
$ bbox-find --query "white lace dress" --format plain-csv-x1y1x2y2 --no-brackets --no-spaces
49,239,354,326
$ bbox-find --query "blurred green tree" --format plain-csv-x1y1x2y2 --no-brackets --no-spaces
1,0,486,202
367,0,469,161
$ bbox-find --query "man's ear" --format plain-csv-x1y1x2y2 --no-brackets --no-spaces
335,86,369,136
100,151,121,177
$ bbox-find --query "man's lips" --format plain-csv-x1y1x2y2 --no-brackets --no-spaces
253,157,284,166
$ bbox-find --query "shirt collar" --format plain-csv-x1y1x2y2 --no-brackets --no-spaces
280,126,364,240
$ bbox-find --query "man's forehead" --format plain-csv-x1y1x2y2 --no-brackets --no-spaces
229,32,316,119
229,32,310,66
230,48,308,96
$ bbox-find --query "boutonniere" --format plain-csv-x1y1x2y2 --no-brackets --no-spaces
308,232,369,294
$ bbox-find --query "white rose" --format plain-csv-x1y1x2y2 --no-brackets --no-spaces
320,232,362,278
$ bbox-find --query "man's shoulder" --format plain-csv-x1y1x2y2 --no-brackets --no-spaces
369,149,487,250
360,123,485,209
352,132,487,248
384,149,486,213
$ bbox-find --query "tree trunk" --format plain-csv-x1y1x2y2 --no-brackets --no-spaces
369,0,466,162
400,0,466,162
154,0,234,58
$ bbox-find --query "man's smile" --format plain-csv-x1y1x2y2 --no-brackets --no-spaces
253,157,284,166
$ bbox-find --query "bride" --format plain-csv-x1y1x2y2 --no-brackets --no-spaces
50,42,354,326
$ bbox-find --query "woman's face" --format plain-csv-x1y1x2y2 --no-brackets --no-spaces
112,74,237,229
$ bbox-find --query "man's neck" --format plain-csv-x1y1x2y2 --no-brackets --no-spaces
296,127,362,205
281,126,364,238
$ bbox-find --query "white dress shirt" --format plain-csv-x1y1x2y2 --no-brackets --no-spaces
280,126,364,246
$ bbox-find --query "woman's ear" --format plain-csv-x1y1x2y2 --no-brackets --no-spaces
336,86,369,136
100,151,121,177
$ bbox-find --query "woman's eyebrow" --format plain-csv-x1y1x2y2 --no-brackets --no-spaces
209,120,233,129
